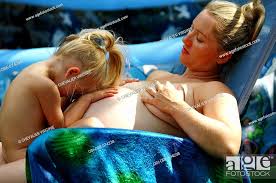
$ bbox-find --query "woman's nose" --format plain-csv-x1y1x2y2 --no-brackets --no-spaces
183,36,192,47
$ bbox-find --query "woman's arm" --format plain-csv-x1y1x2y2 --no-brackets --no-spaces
141,81,241,158
171,92,241,158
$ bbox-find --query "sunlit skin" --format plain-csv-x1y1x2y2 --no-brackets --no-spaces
79,9,241,160
0,54,119,164
0,9,241,183
181,10,222,72
179,10,231,80
50,55,99,99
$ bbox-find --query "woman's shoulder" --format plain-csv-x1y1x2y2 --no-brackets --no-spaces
202,81,233,94
194,81,236,104
146,70,174,81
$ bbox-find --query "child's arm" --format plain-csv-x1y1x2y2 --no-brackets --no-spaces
63,88,118,127
61,97,71,111
35,81,64,128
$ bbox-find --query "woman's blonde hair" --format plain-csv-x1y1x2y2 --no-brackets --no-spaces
205,0,265,52
55,29,124,89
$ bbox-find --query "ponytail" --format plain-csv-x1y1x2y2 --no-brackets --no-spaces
56,29,125,90
241,0,265,41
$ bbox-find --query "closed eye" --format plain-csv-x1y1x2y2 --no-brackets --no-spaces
197,36,204,43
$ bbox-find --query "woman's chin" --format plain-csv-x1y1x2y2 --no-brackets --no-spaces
180,54,189,65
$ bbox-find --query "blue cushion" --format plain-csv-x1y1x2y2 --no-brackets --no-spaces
222,0,276,113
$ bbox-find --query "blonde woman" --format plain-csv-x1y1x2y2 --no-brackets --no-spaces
0,0,265,182
82,0,265,158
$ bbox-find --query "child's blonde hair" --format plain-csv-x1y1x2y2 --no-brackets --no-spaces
55,29,124,89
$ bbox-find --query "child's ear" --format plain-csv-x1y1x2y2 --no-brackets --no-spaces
65,67,81,78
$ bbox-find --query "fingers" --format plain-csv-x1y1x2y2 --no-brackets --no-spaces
165,81,175,91
125,78,139,82
92,93,114,102
102,87,118,94
103,93,116,97
103,89,119,97
141,96,155,105
119,78,139,86
154,80,163,91
90,88,118,102
119,81,126,86
145,87,157,97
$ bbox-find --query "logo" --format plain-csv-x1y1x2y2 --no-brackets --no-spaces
225,155,274,179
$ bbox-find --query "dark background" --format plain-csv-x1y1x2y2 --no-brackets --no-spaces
0,1,206,49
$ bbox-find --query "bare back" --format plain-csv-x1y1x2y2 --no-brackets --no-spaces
0,62,53,162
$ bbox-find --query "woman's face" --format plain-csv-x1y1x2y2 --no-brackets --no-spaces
180,10,226,72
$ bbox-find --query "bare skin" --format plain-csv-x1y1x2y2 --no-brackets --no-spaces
0,117,103,183
82,78,239,158
0,7,244,182
0,56,118,163
142,10,242,158
80,10,242,159
82,81,188,137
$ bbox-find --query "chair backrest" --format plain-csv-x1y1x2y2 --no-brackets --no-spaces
222,0,276,113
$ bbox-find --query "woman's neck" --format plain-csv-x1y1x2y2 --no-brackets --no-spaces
182,68,220,82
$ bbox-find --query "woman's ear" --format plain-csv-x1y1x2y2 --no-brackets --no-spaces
217,52,232,65
65,67,81,78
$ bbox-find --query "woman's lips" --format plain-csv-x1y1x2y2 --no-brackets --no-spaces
182,47,189,55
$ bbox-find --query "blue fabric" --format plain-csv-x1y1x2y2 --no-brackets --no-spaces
240,71,276,155
221,0,276,113
26,128,247,183
3,0,206,10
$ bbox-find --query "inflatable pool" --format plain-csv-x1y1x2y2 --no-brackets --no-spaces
3,0,207,10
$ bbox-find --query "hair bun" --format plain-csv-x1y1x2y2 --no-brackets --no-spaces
241,0,265,41
241,1,254,21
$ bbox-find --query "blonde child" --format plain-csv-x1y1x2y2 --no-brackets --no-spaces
0,29,126,163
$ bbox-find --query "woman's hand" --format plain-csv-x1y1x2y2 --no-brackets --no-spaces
141,81,190,115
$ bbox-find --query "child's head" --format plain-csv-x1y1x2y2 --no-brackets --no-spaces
52,29,124,97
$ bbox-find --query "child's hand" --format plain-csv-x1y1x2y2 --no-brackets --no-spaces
83,88,118,103
119,78,139,86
